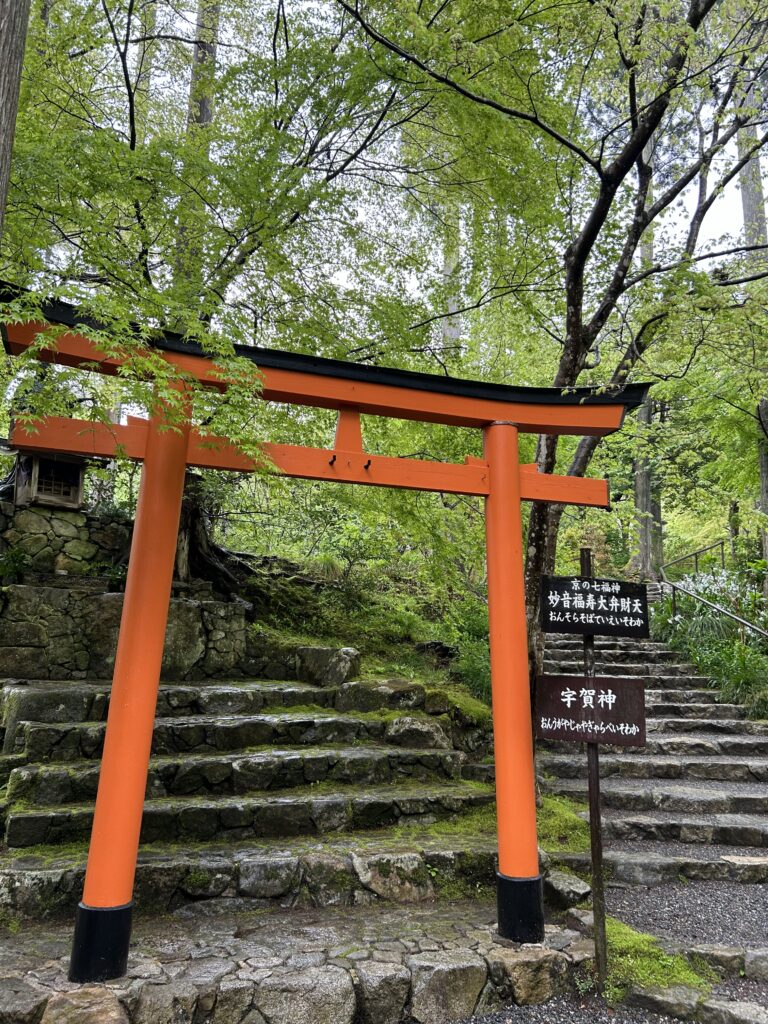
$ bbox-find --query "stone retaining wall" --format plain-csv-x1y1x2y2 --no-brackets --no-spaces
0,501,132,575
0,583,247,679
0,580,361,681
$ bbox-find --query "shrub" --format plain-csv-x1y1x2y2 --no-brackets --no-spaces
653,586,768,718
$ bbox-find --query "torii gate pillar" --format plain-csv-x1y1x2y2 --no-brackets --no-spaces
484,422,543,938
70,408,191,981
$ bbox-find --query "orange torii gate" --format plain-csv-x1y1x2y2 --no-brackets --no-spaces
2,302,649,983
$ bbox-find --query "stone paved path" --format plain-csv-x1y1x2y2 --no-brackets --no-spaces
0,898,594,1023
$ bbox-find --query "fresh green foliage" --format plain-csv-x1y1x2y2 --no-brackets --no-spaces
604,917,714,1004
1,0,768,660
654,589,768,719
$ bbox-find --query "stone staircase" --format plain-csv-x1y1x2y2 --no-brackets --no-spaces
539,635,768,884
0,634,602,1024
0,648,507,918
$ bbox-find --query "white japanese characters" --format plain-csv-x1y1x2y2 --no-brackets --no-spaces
559,686,616,710
542,576,648,635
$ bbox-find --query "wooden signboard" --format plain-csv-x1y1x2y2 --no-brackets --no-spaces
541,575,649,638
535,674,646,746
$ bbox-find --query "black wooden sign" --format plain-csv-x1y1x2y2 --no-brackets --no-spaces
540,575,649,638
535,674,646,746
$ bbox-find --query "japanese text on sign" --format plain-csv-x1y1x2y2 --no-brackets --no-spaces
540,576,649,638
535,674,646,746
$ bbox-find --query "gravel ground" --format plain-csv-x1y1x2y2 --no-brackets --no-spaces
713,977,768,1007
606,839,768,859
606,881,768,945
463,995,677,1023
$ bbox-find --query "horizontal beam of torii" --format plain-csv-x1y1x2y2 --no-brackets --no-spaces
1,301,649,985
10,412,610,505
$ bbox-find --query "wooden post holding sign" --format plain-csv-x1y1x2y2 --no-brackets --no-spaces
537,550,648,992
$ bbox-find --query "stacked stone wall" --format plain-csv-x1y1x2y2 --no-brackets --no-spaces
0,584,248,680
0,501,132,575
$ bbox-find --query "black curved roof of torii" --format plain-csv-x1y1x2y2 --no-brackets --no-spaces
0,283,651,414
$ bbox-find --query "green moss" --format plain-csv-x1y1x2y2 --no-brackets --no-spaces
434,876,495,900
184,867,213,890
427,688,492,728
604,917,715,1004
390,803,497,839
537,794,590,854
0,908,22,934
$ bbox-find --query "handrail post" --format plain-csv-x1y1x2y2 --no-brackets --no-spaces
720,540,725,569
671,586,677,619
694,553,699,574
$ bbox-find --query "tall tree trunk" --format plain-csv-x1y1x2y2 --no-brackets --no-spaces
174,1,224,583
631,141,663,580
729,501,740,556
441,206,461,355
175,0,220,299
758,400,768,596
738,126,768,594
634,399,654,578
738,124,768,249
0,0,32,244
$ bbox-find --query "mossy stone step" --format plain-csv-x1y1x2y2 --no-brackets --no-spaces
0,680,339,749
547,777,768,815
6,744,466,805
4,780,495,848
599,810,768,847
539,752,768,783
14,710,456,761
0,824,506,918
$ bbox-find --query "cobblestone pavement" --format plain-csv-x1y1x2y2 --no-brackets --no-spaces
0,898,595,1023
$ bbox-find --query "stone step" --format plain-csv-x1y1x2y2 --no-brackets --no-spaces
641,733,768,757
599,810,768,847
3,780,495,847
6,745,466,805
546,777,768,815
545,647,681,664
645,688,726,704
0,675,448,732
558,847,768,886
546,638,674,651
540,733,768,757
13,710,455,762
646,702,745,720
539,752,768,783
647,718,768,736
0,828,506,918
0,827,508,919
0,680,339,750
542,660,699,678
